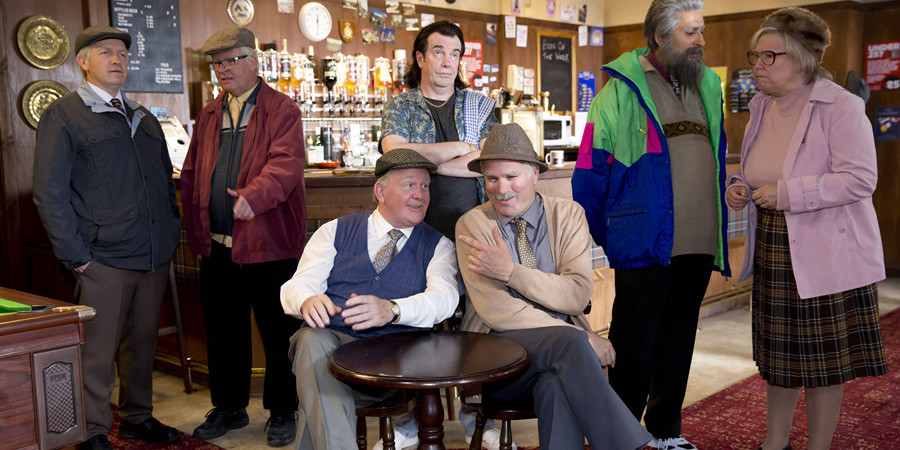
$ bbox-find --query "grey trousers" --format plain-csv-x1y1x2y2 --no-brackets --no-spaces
290,327,397,450
75,260,170,438
486,326,652,450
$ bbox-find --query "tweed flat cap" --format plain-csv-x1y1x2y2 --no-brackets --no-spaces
762,7,831,64
374,148,438,178
201,27,256,55
468,123,548,174
75,26,131,53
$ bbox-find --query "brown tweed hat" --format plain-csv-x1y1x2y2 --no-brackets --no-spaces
761,7,831,64
201,27,256,55
374,148,438,178
468,123,548,174
75,26,131,53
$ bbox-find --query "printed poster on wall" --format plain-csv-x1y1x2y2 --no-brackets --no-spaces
875,106,900,141
462,40,484,80
866,41,900,91
577,71,594,112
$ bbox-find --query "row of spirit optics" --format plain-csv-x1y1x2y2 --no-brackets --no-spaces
254,40,410,118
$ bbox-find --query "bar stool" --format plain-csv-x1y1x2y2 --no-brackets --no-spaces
158,264,192,393
467,399,535,450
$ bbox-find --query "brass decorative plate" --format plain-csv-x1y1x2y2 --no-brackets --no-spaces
21,80,70,128
227,0,255,26
17,15,70,70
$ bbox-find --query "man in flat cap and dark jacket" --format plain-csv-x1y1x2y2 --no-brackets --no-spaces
281,148,459,450
181,26,307,446
456,123,651,450
33,26,182,450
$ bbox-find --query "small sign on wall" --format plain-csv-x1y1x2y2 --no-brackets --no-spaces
875,106,900,141
866,41,900,91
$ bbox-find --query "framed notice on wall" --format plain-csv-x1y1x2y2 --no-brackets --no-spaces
537,31,575,112
110,0,185,93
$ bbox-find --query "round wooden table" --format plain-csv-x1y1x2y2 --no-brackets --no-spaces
329,330,530,450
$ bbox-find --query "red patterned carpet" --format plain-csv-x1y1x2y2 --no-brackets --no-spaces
106,411,222,450
679,307,900,449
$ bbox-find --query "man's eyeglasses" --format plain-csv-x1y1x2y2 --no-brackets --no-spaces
208,55,250,71
747,51,788,66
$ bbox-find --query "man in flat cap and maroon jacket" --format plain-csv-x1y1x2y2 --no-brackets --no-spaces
181,26,307,447
33,26,182,450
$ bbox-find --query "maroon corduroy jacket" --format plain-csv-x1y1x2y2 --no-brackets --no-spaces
181,80,307,263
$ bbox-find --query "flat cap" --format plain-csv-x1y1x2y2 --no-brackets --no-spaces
468,123,548,174
201,27,256,55
374,148,438,178
75,26,131,54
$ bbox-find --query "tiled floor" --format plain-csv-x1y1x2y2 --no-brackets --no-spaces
127,278,900,449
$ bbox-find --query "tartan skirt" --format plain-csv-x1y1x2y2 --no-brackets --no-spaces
751,207,887,388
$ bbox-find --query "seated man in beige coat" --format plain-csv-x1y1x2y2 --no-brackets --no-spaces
456,123,651,450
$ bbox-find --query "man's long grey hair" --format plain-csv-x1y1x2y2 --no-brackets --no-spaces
643,0,704,50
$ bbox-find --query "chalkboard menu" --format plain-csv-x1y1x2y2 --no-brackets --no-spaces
110,0,184,93
538,32,574,112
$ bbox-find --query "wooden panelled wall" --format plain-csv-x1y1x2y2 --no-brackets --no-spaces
602,1,899,274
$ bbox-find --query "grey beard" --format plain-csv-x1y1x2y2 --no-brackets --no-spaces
658,44,706,93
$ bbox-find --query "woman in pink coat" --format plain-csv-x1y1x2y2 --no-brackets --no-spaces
726,8,887,450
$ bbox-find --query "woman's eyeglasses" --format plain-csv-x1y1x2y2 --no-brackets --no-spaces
747,51,787,66
208,55,250,71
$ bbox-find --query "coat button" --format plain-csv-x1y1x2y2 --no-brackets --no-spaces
840,227,846,233
375,276,380,281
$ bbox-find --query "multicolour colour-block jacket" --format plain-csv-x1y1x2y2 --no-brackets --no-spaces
572,48,730,275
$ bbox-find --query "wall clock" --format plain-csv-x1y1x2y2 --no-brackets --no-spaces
298,2,332,43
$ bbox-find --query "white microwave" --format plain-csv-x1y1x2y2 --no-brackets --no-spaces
543,115,572,147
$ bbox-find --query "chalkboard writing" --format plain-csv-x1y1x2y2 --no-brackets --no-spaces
538,33,574,112
110,0,184,93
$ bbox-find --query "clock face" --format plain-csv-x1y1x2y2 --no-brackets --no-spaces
299,2,332,42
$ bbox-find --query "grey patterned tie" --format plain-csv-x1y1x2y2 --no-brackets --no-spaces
512,218,560,319
372,229,403,272
109,97,124,113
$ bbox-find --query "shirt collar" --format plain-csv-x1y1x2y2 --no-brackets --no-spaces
644,51,673,82
371,209,415,239
228,79,261,105
499,193,544,230
86,81,123,106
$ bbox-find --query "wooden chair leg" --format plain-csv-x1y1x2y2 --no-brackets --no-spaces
356,415,367,450
445,387,455,420
381,417,396,450
469,410,487,450
499,419,513,450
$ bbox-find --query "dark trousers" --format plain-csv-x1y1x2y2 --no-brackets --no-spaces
608,254,714,439
75,261,170,438
486,327,651,450
200,241,302,413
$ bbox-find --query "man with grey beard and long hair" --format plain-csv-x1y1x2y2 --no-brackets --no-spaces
572,1,729,449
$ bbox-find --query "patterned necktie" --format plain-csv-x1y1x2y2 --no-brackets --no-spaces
512,218,560,319
372,229,403,272
109,97,124,113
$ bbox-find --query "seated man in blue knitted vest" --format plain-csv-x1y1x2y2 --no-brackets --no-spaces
280,148,459,450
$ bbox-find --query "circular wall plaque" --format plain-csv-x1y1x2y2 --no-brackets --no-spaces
21,80,70,129
227,0,255,26
17,15,71,70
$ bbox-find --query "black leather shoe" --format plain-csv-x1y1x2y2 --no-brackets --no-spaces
756,443,792,450
265,411,297,447
193,407,250,440
78,434,112,450
118,417,179,444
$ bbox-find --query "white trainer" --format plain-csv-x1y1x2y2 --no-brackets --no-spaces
648,435,697,450
465,427,518,450
372,428,419,450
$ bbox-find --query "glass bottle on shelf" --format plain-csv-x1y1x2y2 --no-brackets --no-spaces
373,57,392,115
334,53,346,117
279,39,292,98
345,55,358,116
255,38,266,80
291,53,304,103
322,56,337,117
265,44,279,88
392,50,407,95
356,54,370,116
